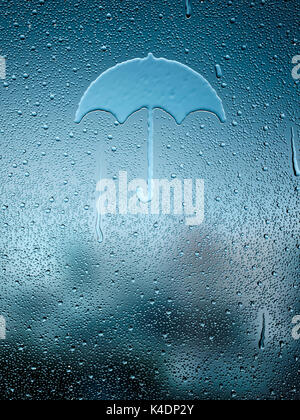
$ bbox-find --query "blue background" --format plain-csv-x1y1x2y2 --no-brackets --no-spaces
0,0,299,399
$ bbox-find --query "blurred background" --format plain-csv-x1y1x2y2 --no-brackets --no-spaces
0,0,299,400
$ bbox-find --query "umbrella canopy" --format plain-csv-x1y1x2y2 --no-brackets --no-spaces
75,53,226,125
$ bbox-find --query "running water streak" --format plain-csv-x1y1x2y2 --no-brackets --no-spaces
96,211,103,243
259,313,266,350
291,127,300,176
95,154,104,243
185,0,192,18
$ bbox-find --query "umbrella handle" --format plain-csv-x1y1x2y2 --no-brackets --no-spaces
137,107,154,202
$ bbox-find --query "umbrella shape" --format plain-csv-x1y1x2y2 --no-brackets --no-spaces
75,53,226,203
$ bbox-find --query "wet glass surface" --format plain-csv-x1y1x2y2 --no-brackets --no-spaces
0,0,299,400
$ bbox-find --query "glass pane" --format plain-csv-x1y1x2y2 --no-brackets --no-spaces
0,0,299,400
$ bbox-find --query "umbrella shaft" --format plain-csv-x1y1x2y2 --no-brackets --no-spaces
147,108,154,198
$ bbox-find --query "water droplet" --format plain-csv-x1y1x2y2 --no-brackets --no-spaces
215,64,223,78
